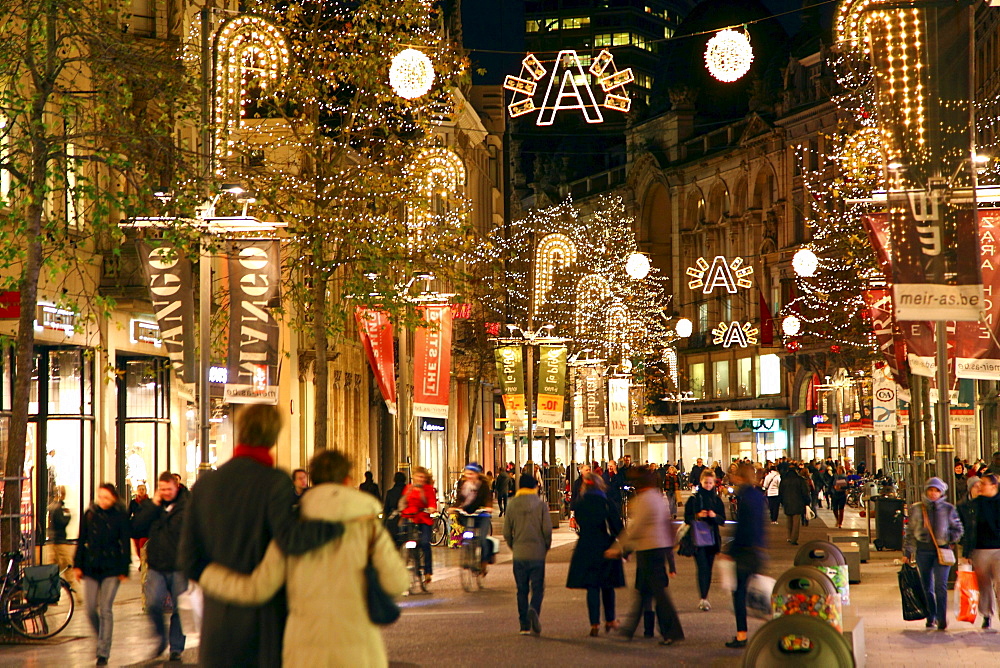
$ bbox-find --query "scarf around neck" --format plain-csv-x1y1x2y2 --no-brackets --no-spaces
234,444,274,467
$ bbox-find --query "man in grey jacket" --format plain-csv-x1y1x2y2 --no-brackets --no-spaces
503,474,553,636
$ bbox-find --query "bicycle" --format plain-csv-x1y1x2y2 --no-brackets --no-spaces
454,509,492,592
0,551,74,639
400,521,429,595
430,503,450,547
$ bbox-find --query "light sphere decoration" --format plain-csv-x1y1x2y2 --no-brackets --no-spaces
625,252,651,279
675,317,693,339
782,315,802,337
704,29,754,83
390,48,434,100
792,248,819,277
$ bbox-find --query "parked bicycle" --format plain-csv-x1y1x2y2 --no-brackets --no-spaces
1,551,74,639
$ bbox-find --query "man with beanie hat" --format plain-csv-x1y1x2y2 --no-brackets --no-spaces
904,476,964,630
503,474,553,636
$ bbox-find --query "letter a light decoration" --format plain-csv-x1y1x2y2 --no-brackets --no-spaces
504,50,633,125
712,321,759,348
687,256,754,294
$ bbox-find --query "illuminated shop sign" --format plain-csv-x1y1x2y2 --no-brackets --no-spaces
130,319,162,347
712,321,759,348
34,304,77,336
504,50,632,125
421,417,446,432
686,256,753,294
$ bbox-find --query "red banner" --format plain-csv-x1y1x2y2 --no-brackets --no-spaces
957,209,1000,378
355,308,397,414
413,305,452,419
863,289,909,386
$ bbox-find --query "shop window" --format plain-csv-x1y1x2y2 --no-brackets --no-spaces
714,360,730,398
688,362,705,398
117,357,170,501
737,357,752,397
758,354,781,395
697,302,709,334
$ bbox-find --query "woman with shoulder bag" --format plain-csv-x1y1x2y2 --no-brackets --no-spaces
904,477,964,630
684,470,726,612
566,473,625,636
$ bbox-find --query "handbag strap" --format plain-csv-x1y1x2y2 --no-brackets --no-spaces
921,503,948,559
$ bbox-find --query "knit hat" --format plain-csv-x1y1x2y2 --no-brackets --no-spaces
518,474,538,489
925,477,948,493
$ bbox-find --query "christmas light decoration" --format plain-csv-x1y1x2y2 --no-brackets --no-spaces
675,317,693,339
704,29,754,83
575,273,611,337
405,147,468,245
712,321,759,348
503,49,633,124
390,48,435,100
782,315,802,337
625,252,651,280
842,126,889,185
534,233,578,309
687,255,753,293
792,248,819,277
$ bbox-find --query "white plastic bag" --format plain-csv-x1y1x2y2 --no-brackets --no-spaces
177,581,204,632
717,555,737,591
747,574,776,620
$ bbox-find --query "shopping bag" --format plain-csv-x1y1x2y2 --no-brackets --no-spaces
898,562,930,621
747,574,776,620
955,565,979,624
717,555,737,591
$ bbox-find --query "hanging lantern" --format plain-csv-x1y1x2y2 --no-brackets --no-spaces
792,248,819,277
782,315,802,337
390,48,434,100
704,29,754,83
625,252,651,279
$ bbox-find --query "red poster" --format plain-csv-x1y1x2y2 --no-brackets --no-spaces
957,209,1000,378
355,308,397,414
413,305,452,419
863,289,909,386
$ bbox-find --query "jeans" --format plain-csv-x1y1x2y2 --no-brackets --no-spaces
512,560,545,630
972,548,1000,619
915,549,951,626
693,547,717,599
83,576,121,659
767,496,780,522
144,569,187,653
586,587,616,625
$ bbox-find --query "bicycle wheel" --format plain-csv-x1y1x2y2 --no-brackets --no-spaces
431,516,447,546
5,580,74,639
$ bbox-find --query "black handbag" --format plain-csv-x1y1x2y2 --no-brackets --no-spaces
898,562,930,621
365,521,401,625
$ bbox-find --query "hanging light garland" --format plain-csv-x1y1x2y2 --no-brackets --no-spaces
390,48,435,99
704,28,754,83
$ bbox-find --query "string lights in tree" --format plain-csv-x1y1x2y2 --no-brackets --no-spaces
389,48,435,100
704,28,754,83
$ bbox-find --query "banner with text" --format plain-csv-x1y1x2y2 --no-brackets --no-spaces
226,240,280,404
629,384,645,441
536,345,567,429
355,308,397,414
872,364,897,432
957,209,1000,378
413,305,452,419
494,345,526,429
580,366,607,436
137,241,196,384
608,377,629,439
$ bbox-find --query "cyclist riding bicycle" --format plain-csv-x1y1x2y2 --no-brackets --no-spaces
454,463,494,572
399,467,437,585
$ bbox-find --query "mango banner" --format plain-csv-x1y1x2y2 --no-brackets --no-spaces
494,345,526,429
535,345,567,429
413,305,452,419
136,241,195,383
226,240,280,404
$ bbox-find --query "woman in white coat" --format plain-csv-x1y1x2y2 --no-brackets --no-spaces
196,450,408,668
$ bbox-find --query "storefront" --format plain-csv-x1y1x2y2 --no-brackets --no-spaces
116,356,170,502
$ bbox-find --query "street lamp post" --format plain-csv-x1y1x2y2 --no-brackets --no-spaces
663,391,696,470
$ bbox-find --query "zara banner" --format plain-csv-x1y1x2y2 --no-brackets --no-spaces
226,240,280,404
137,241,196,383
413,305,452,419
355,308,397,414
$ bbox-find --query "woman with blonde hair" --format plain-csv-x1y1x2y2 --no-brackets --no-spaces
399,466,437,585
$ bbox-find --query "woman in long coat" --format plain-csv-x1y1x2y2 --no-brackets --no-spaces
567,473,625,636
196,450,408,668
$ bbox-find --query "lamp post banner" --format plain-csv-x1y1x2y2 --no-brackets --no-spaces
580,366,606,436
629,384,645,440
355,308,397,414
413,305,452,419
608,377,629,439
226,240,280,404
872,364,897,432
536,345,567,429
137,241,196,384
494,345,526,429
956,209,1000,379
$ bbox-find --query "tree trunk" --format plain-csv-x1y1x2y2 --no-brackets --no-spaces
463,373,483,465
313,263,328,451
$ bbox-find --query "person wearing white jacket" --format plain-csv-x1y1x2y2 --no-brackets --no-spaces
195,450,408,668
762,467,781,524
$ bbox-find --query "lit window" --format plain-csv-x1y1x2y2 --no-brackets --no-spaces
714,360,730,398
697,302,709,333
758,354,781,395
689,363,705,398
737,357,753,397
562,17,590,30
0,115,9,201
614,33,629,46
664,27,674,39
66,142,79,228
526,20,540,33
595,34,611,47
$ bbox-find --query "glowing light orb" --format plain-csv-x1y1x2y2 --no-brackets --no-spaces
675,317,693,339
625,252,651,279
792,248,819,277
704,29,754,83
782,315,802,337
390,49,434,100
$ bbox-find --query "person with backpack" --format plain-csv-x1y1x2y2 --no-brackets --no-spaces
74,483,131,666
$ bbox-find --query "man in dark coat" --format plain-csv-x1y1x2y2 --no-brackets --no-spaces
495,469,511,516
778,467,812,545
690,459,707,489
180,405,343,667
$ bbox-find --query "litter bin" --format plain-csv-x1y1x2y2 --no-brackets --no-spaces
742,614,856,668
794,542,849,604
771,566,843,631
872,496,904,551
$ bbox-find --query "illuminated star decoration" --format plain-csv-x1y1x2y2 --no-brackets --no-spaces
712,321,760,348
704,28,754,83
504,49,632,125
686,255,754,294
